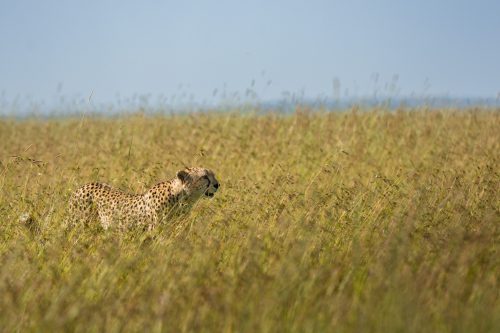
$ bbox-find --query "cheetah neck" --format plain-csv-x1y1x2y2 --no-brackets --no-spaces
143,178,190,211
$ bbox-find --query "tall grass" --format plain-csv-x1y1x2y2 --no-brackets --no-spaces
0,108,499,332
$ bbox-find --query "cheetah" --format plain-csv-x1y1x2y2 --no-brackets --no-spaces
68,167,219,230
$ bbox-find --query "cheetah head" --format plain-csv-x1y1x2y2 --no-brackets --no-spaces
176,167,219,200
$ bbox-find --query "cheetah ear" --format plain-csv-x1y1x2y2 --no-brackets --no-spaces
176,170,190,183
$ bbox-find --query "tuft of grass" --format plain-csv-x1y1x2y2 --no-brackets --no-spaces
0,108,499,332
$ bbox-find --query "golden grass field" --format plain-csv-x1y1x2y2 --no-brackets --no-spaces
0,108,499,332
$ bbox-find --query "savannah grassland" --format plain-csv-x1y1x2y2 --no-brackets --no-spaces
0,108,498,332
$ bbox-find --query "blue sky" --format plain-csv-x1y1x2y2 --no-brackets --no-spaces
1,0,499,108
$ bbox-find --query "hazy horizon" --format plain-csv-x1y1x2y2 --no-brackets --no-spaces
1,0,499,112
